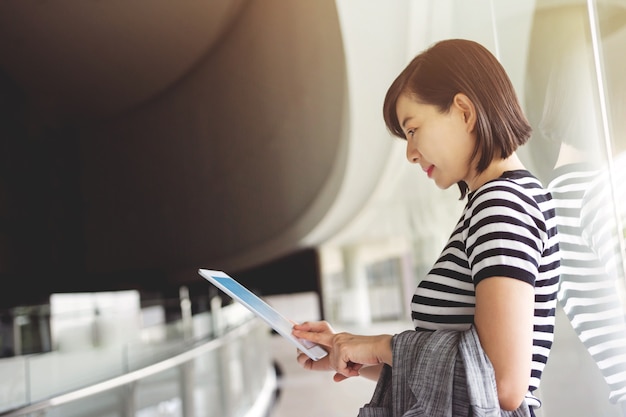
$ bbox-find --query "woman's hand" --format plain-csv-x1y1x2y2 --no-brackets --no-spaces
293,321,336,374
293,321,393,382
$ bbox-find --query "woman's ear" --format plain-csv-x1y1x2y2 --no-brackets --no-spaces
453,93,476,132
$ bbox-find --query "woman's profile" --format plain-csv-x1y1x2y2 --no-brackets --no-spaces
292,39,560,417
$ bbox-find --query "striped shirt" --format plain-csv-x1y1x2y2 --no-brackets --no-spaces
411,170,560,397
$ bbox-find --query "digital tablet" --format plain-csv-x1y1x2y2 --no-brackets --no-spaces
198,269,328,361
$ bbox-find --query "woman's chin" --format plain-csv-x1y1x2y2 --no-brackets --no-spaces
434,178,451,190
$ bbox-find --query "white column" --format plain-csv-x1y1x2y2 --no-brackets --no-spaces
341,245,371,327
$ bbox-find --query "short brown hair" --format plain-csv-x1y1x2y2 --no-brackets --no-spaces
383,39,532,198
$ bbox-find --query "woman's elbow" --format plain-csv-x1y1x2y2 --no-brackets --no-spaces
496,381,526,411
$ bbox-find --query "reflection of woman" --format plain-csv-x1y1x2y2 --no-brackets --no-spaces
580,152,626,415
548,162,626,409
293,39,560,416
579,149,626,303
543,42,626,411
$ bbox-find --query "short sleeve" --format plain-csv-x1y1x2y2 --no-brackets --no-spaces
463,182,545,286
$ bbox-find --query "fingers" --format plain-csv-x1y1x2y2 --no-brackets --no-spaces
294,320,365,381
296,350,309,367
297,354,314,370
292,329,329,346
292,320,333,332
335,355,363,377
292,321,335,348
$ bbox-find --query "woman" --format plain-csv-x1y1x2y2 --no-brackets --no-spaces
292,39,560,415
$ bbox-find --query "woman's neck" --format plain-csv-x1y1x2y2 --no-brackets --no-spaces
466,153,525,192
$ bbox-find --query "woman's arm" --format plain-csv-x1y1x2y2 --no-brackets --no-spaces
474,276,535,411
357,363,385,381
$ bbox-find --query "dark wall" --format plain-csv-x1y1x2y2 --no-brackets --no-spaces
0,72,86,307
0,69,324,309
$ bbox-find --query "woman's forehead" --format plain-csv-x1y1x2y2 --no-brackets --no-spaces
396,95,432,121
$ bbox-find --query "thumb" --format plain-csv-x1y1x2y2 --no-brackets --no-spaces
333,373,349,382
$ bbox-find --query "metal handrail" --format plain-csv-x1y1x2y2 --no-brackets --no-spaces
0,317,263,417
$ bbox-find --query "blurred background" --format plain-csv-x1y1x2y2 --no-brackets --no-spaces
0,0,625,416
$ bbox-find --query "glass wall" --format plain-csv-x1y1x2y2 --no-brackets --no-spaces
521,2,626,416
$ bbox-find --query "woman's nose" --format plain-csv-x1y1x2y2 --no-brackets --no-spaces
406,144,421,164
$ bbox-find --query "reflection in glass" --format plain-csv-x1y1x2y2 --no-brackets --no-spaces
527,1,626,414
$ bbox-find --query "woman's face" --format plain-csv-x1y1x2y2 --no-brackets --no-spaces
395,93,477,190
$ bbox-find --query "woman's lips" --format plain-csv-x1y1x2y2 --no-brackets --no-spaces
425,165,434,178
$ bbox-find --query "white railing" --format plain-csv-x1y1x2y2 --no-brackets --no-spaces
0,300,276,417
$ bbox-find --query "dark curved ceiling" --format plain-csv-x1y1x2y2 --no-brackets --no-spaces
0,0,248,121
0,0,350,293
77,0,348,274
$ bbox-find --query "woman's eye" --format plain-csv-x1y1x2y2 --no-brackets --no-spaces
406,129,415,138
